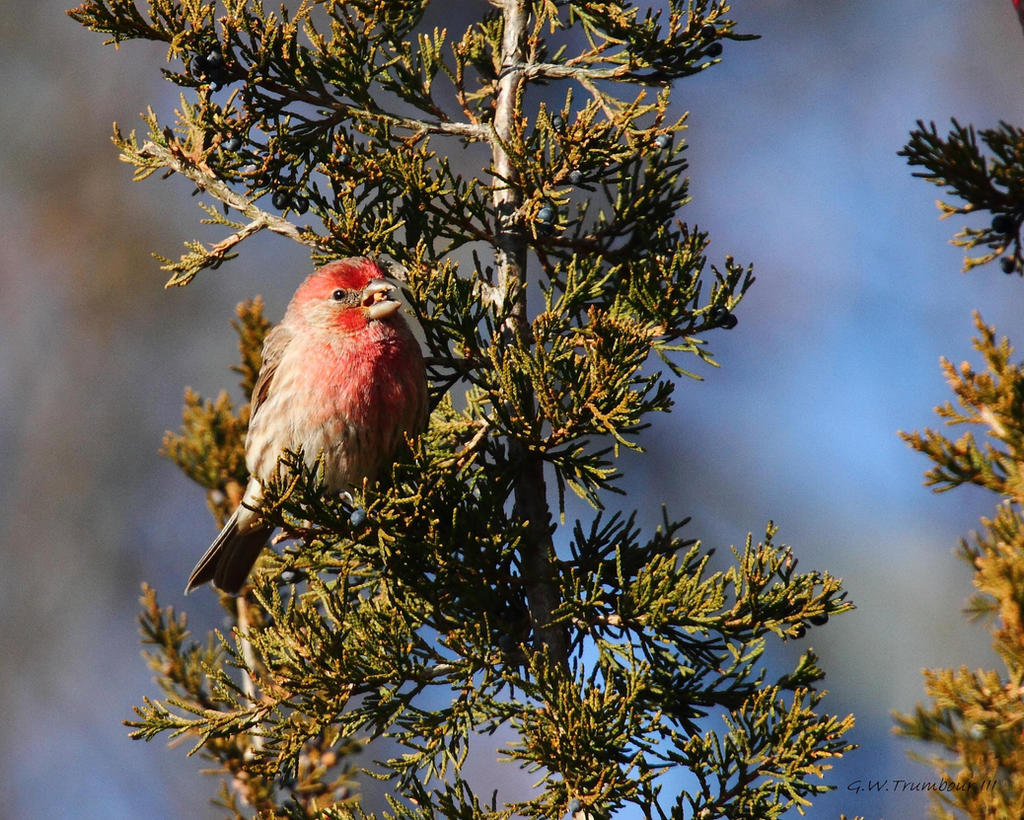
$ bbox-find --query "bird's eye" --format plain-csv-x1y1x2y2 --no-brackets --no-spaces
331,289,346,301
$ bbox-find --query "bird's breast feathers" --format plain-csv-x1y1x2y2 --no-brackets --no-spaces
245,318,425,488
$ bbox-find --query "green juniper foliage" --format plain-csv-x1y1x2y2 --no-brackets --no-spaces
900,119,1024,275
70,1,855,817
897,317,1024,819
898,118,1024,817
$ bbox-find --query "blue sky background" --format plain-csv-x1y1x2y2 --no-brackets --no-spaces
2,1,1024,817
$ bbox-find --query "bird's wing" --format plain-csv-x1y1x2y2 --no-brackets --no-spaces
250,322,292,416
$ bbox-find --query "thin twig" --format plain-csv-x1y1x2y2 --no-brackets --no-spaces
138,139,319,248
521,61,632,81
248,73,491,141
235,596,265,753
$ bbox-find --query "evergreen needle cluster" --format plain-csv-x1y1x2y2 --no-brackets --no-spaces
71,1,855,817
898,316,1024,819
901,119,1024,275
898,115,1024,816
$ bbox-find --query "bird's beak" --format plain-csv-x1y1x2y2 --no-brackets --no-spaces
362,279,402,320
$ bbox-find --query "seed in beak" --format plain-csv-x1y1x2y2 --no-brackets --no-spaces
363,280,401,320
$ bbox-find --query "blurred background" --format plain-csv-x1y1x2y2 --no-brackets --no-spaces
2,1,1022,817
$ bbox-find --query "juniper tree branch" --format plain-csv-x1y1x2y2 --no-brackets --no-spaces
268,91,489,141
138,138,319,248
520,61,633,81
491,8,528,308
349,107,491,141
492,0,569,667
228,71,491,141
519,61,674,88
516,61,630,118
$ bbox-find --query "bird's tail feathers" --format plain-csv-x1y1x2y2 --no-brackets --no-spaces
185,507,270,594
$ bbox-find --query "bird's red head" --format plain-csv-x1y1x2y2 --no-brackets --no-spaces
288,257,403,334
